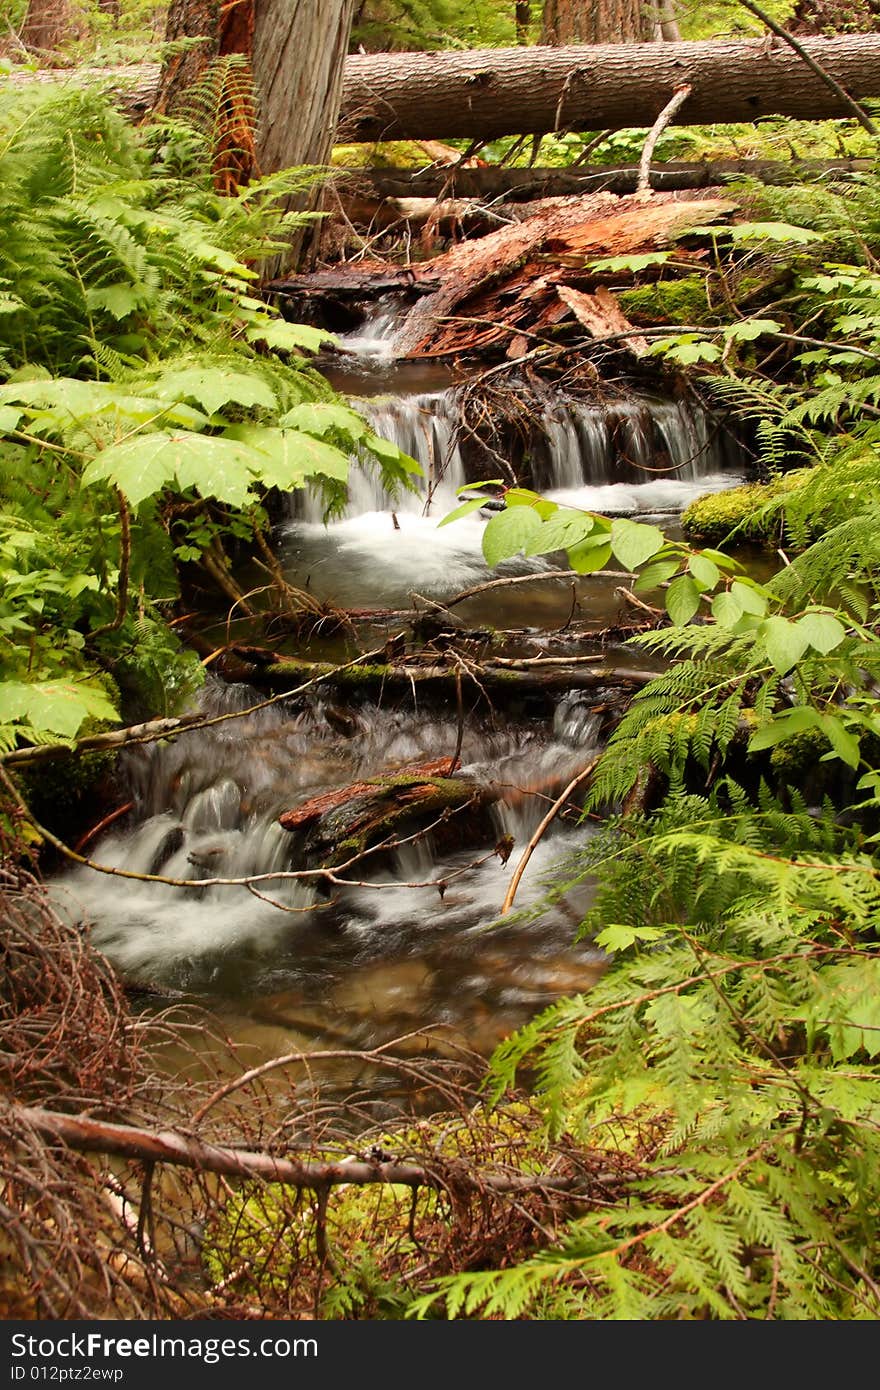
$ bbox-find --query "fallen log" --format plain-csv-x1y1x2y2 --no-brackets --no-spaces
340,36,880,142
270,190,734,358
335,158,875,205
16,36,880,143
279,757,498,865
335,157,873,208
279,755,598,868
243,655,660,699
387,189,736,356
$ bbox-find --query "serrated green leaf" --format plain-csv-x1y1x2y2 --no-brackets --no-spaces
245,319,336,353
86,283,142,320
225,425,351,486
503,487,557,519
759,615,810,675
482,505,543,566
594,924,667,951
688,553,720,590
279,401,368,438
797,611,846,655
665,573,702,625
726,221,822,244
722,318,783,342
146,368,277,417
83,431,265,507
610,518,664,571
587,252,672,272
0,679,118,740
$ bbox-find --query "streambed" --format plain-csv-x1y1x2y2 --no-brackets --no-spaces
50,332,750,1115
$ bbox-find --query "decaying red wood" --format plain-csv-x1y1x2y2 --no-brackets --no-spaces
392,189,735,357
279,756,456,831
557,284,650,357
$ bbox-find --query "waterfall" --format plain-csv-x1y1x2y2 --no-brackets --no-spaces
50,680,604,997
294,390,468,524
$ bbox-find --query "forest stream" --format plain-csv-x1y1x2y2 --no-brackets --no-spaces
48,310,751,1121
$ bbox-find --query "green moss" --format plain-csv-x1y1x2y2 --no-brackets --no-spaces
202,1105,553,1318
619,276,721,328
681,473,807,544
331,142,435,169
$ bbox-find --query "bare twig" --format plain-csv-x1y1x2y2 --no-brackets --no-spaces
501,757,599,916
7,1103,598,1196
636,85,693,194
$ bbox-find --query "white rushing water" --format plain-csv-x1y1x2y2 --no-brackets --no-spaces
280,380,744,611
51,684,606,1009
49,320,748,1075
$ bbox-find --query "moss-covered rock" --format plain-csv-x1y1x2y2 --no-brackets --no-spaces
618,275,721,328
681,473,806,545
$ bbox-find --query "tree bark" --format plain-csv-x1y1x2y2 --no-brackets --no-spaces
542,0,655,43
334,157,874,203
156,0,355,267
339,34,880,141
158,0,355,173
252,0,356,175
18,0,82,56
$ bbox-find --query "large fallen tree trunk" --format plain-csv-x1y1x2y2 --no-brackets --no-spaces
339,35,880,141
16,35,880,138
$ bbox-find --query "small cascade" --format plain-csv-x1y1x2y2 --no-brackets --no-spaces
333,295,408,362
293,390,468,525
50,680,605,1028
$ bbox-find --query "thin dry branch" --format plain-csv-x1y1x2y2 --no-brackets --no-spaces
501,757,599,916
637,84,693,193
7,1103,603,1196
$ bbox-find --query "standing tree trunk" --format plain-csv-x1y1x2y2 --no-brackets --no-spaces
252,0,356,174
541,0,655,43
18,0,83,58
158,0,356,173
156,0,356,269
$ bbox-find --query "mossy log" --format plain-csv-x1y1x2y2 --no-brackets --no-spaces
252,656,657,699
279,757,500,867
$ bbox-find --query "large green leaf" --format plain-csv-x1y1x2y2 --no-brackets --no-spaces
758,615,810,675
83,431,267,507
524,509,596,557
482,505,543,566
0,679,118,740
665,573,701,625
279,401,369,439
229,425,351,487
610,518,665,571
145,368,277,417
245,320,336,353
797,611,847,655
